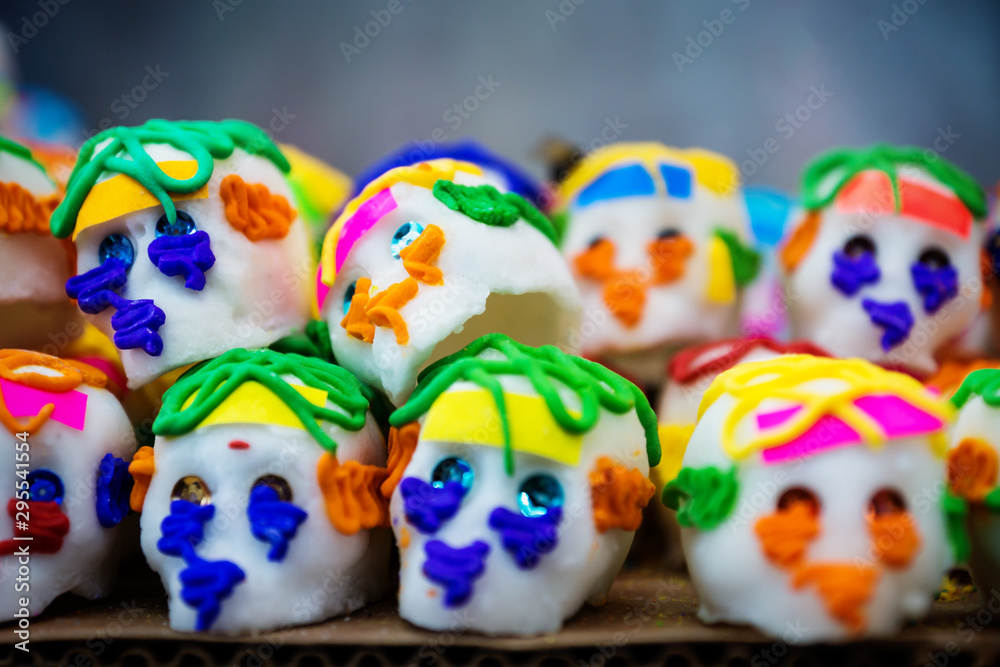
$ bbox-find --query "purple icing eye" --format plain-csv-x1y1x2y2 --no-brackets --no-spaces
912,246,958,314
831,235,880,297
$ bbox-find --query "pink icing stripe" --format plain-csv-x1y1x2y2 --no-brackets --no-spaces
72,356,127,394
761,414,861,464
316,264,331,313
0,379,88,431
854,394,943,438
335,189,397,274
756,405,801,429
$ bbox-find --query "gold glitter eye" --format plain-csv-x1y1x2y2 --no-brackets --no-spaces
171,476,212,505
252,475,293,502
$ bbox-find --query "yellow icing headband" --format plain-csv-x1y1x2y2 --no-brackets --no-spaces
182,381,329,432
699,355,952,463
421,388,584,466
73,160,208,240
558,143,739,207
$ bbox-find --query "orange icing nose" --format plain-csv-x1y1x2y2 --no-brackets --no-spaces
792,563,878,633
754,501,820,568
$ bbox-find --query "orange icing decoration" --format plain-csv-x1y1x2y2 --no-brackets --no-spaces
792,563,878,633
947,437,999,502
128,446,155,512
316,452,390,535
381,422,420,499
649,235,694,284
981,248,993,310
589,456,655,532
0,350,107,436
754,502,820,568
0,183,60,235
400,224,446,285
779,211,820,272
868,512,921,569
341,276,376,343
926,359,1000,398
365,278,419,345
219,174,297,242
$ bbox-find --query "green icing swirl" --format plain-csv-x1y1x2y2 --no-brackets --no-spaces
432,180,558,244
712,227,760,287
50,119,290,239
662,465,739,531
800,144,986,220
153,348,376,453
389,333,661,475
951,368,1000,409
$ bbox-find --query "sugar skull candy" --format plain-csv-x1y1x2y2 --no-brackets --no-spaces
133,348,392,634
780,145,987,377
0,350,136,621
318,158,581,405
945,368,1000,599
556,143,760,386
663,355,955,641
353,140,548,211
50,119,314,389
0,136,79,351
384,333,659,635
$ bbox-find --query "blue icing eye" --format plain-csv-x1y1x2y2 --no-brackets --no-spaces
391,221,425,259
98,233,135,269
343,280,357,316
156,210,197,238
28,469,64,504
518,474,563,518
432,457,474,492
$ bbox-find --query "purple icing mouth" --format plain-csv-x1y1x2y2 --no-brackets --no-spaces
400,477,466,534
422,539,490,608
488,506,561,570
148,230,216,291
861,298,915,351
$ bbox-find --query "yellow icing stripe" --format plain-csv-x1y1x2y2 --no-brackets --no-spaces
699,355,952,461
280,143,353,223
184,380,328,431
74,160,208,239
653,423,694,485
320,158,482,286
558,143,739,207
705,235,736,304
421,389,583,465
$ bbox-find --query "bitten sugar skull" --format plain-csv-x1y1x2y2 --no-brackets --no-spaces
50,120,313,388
0,350,136,621
556,143,759,385
133,348,392,634
780,145,987,377
664,356,953,641
0,136,77,350
318,159,581,405
384,334,659,636
944,369,1000,600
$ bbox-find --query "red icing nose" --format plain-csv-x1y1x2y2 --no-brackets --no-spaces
228,440,250,450
0,498,70,555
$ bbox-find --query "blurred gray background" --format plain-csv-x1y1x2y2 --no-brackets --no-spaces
1,0,997,192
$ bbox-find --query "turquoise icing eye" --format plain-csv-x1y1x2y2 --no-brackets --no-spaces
518,474,563,518
343,280,357,316
391,221,425,259
155,210,197,238
431,457,474,491
98,233,135,269
28,469,64,504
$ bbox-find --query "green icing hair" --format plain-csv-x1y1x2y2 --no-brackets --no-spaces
800,144,986,220
154,347,378,453
0,134,51,180
712,227,760,287
389,333,661,474
50,119,291,239
951,368,1000,409
432,180,558,244
662,465,739,531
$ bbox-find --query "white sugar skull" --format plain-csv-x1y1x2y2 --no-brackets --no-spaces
0,350,136,622
664,355,953,641
0,136,79,351
51,120,313,389
318,159,581,405
556,143,758,386
134,348,391,634
384,334,658,636
944,368,1000,600
780,145,986,377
